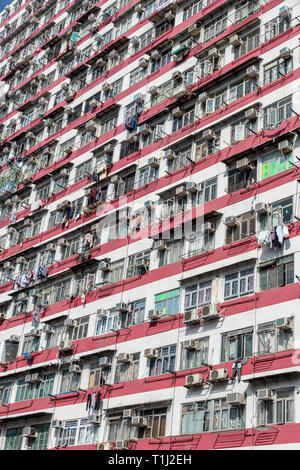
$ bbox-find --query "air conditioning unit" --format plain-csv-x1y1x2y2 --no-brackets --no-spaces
123,408,135,419
165,9,175,21
255,202,268,214
65,89,76,102
0,313,6,321
30,328,41,338
69,364,81,373
246,65,259,78
118,353,131,363
183,309,200,325
236,157,252,171
18,293,28,301
9,335,19,343
185,373,203,388
52,420,63,428
99,259,111,271
153,239,166,251
22,426,37,438
144,348,158,359
258,389,273,400
132,416,148,427
17,256,26,264
104,144,114,154
130,35,140,46
230,34,241,47
172,106,183,118
208,368,228,383
42,324,54,334
30,373,42,383
224,216,238,227
276,317,293,330
201,304,219,321
278,140,293,153
172,71,183,82
226,393,245,405
97,442,114,450
139,124,151,136
188,23,200,37
151,49,161,60
57,238,69,247
58,340,73,352
116,440,130,450
207,47,220,59
44,118,54,128
139,56,149,68
134,93,143,104
183,340,197,350
203,222,215,234
116,302,131,313
86,120,97,132
99,356,112,368
148,156,159,168
279,47,292,60
102,82,111,92
173,85,186,99
64,318,77,328
185,182,197,193
148,309,162,321
3,261,12,269
25,374,32,383
64,146,73,155
245,108,258,120
198,92,208,103
57,200,71,211
88,414,101,425
203,128,215,140
176,185,186,197
279,5,290,17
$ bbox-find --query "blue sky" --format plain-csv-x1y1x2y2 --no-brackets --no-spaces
0,0,12,13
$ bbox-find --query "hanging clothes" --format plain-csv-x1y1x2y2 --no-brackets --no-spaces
86,393,92,411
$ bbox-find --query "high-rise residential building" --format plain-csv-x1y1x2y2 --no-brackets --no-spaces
0,0,298,451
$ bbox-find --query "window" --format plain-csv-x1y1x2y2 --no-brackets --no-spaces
182,398,245,434
172,106,195,132
140,408,167,438
52,278,72,303
198,177,217,203
221,328,253,362
224,268,254,300
231,119,257,143
265,16,290,42
154,289,180,317
119,299,145,329
22,335,40,355
184,281,212,310
133,28,153,52
150,48,172,73
264,56,292,85
181,337,209,370
257,389,294,425
227,160,257,193
235,0,260,23
225,211,256,244
69,316,89,341
45,323,65,349
167,147,192,173
257,318,294,356
48,210,64,229
127,249,150,278
229,78,256,103
260,255,294,291
4,427,23,450
77,419,100,445
2,340,19,363
89,362,111,387
16,373,55,402
137,165,158,188
159,238,184,267
149,345,176,376
261,150,293,179
52,174,69,195
27,424,50,450
204,14,227,42
103,78,123,101
0,382,13,405
103,258,125,284
114,352,140,383
60,234,81,260
85,92,101,113
96,308,119,336
114,15,132,38
263,96,292,129
57,420,77,447
259,197,293,228
129,66,147,87
151,80,172,107
60,370,80,394
108,414,137,442
204,89,227,114
183,0,205,22
155,20,173,38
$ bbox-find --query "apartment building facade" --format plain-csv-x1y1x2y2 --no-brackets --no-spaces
0,0,298,450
